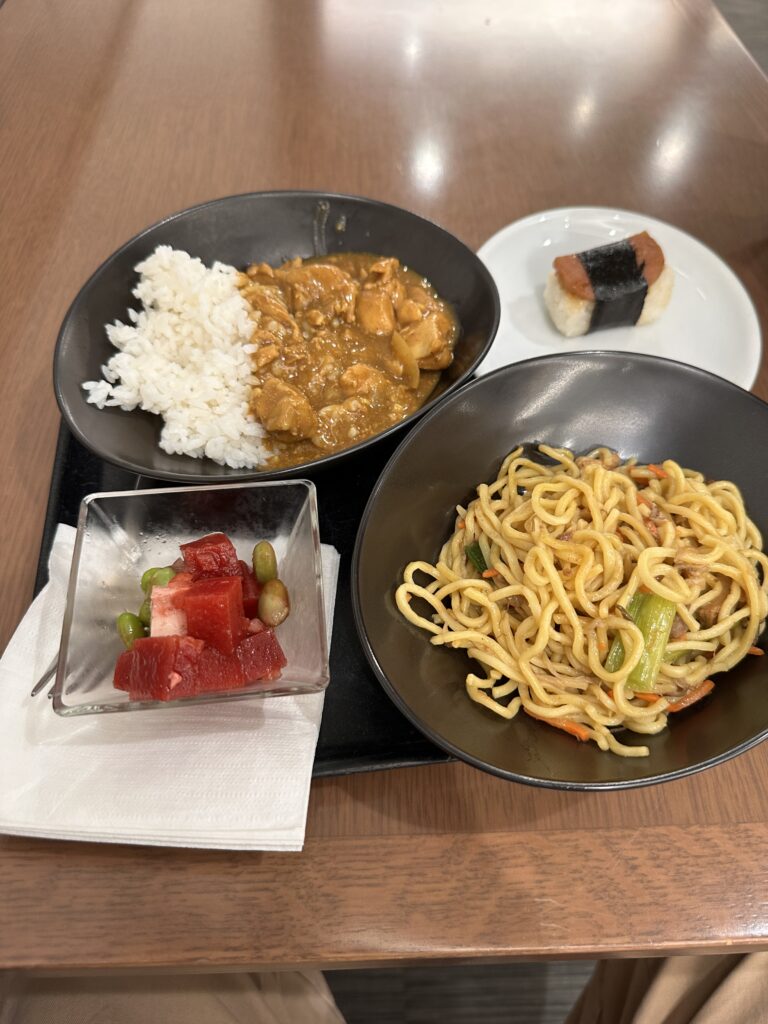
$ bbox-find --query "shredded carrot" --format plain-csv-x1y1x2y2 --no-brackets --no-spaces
457,519,466,530
667,679,714,713
749,646,764,656
637,493,653,508
526,710,590,742
482,568,499,579
638,584,651,594
644,517,660,540
648,463,668,479
598,640,608,652
608,688,659,705
558,720,591,742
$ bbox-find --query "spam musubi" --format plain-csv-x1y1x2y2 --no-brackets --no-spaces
544,231,674,337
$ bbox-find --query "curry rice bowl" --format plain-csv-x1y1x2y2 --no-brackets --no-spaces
82,246,269,469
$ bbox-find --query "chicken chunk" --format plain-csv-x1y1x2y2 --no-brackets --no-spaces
312,396,399,451
396,298,423,326
311,398,366,450
339,364,394,404
363,257,400,285
356,289,395,334
361,259,406,310
252,378,316,441
276,263,358,321
401,314,455,370
406,284,432,306
253,343,280,369
401,318,438,359
245,261,275,279
240,282,300,344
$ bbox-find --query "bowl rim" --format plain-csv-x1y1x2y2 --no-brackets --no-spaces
351,350,768,790
52,189,501,483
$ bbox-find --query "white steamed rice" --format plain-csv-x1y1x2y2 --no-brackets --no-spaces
82,246,267,468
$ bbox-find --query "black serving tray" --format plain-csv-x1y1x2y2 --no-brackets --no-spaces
34,423,452,777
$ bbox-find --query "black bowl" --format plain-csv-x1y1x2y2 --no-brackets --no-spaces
53,191,499,483
353,352,768,790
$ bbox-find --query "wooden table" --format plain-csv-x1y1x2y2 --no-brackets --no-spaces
2,0,767,971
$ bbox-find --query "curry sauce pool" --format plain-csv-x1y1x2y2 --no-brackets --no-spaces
238,253,459,469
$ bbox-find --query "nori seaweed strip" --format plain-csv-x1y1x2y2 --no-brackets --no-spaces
578,239,648,332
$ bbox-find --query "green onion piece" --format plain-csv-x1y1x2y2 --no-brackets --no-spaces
663,650,686,665
603,642,625,675
604,593,677,691
465,541,487,574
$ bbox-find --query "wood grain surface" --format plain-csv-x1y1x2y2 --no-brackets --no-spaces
1,0,767,970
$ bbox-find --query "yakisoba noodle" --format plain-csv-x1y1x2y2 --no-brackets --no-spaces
396,446,768,757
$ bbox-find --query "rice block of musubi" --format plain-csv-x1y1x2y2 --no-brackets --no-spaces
544,231,674,337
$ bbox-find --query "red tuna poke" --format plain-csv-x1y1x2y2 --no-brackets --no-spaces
113,532,290,701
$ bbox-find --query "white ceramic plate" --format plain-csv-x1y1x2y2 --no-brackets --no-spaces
475,207,761,389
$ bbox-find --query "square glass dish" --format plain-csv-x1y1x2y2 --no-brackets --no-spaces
53,480,328,716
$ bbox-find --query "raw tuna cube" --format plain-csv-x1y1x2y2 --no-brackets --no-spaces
186,631,286,694
188,645,245,693
237,560,263,617
237,629,287,684
114,652,132,692
175,576,245,655
180,533,240,580
168,571,195,588
114,636,205,701
168,573,195,589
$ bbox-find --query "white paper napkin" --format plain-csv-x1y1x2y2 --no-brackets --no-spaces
0,525,340,851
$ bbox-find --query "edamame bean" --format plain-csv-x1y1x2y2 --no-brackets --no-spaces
252,540,278,583
140,566,176,593
138,597,152,627
116,612,145,650
258,578,290,626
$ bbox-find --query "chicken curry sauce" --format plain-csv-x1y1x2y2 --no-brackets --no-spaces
236,253,459,468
